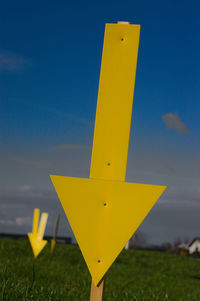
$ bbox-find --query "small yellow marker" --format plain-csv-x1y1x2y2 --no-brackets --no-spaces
51,214,60,256
28,208,48,258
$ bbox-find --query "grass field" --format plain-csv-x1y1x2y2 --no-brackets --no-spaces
0,238,200,300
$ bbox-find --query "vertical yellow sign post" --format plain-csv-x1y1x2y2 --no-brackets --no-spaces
28,208,48,258
50,22,166,300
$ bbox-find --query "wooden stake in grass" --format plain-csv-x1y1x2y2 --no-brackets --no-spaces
51,214,60,256
90,278,105,301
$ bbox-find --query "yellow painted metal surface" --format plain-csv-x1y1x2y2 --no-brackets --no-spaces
28,208,48,258
50,22,167,286
38,213,48,240
32,208,39,234
90,23,140,181
51,176,166,285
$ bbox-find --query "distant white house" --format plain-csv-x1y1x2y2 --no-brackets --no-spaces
178,238,200,254
125,240,130,250
188,238,200,254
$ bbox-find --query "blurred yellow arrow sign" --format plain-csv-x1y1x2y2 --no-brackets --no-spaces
28,208,48,258
50,23,166,286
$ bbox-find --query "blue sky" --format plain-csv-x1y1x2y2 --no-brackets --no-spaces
0,0,200,244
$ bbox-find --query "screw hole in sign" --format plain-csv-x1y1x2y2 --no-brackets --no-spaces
104,203,107,207
107,162,111,166
98,260,101,263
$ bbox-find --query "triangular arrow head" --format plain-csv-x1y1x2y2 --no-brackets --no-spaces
28,233,48,258
50,175,166,285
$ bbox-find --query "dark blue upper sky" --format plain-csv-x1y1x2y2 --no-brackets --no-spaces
0,0,200,243
1,0,199,156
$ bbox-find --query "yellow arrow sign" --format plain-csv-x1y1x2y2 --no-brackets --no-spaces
28,208,48,258
51,176,165,285
50,22,166,286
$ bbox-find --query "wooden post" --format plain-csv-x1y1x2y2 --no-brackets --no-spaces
90,278,105,301
53,214,60,240
51,214,60,256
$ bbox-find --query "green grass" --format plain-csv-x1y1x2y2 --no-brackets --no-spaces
0,238,200,300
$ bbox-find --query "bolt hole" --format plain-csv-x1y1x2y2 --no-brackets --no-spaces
98,260,101,263
107,162,111,166
104,203,107,207
121,38,124,41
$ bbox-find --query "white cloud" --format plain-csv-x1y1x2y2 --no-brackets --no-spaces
18,185,32,193
0,51,29,71
162,113,189,134
15,216,32,226
0,185,74,238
